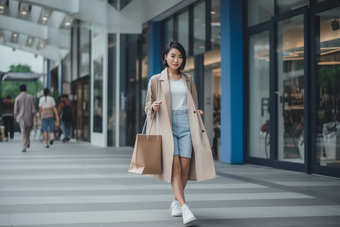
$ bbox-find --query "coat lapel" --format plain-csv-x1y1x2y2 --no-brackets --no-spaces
159,69,172,125
181,72,194,110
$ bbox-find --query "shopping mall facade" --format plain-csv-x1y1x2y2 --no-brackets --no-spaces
1,0,339,178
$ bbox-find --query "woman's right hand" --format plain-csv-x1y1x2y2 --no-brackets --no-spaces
152,100,162,111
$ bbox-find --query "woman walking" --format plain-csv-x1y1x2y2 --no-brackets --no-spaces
39,88,59,148
144,42,216,225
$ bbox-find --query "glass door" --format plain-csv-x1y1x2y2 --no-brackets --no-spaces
274,7,308,170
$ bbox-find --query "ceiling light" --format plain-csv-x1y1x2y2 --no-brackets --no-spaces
211,11,216,14
0,10,3,14
0,6,3,9
22,11,27,15
13,33,17,37
65,22,71,26
42,17,48,21
28,39,32,43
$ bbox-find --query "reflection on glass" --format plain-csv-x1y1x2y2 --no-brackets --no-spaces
164,19,173,45
108,34,117,146
141,31,148,128
276,14,305,163
79,23,90,78
93,56,103,133
194,2,205,55
211,0,220,49
247,0,274,27
248,31,270,159
178,11,189,56
203,49,221,159
62,53,71,94
316,8,340,168
277,0,309,14
72,24,78,81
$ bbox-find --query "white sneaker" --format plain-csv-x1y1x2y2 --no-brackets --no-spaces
181,204,196,225
170,200,182,217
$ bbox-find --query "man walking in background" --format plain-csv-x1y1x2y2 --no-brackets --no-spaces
58,94,74,143
2,95,15,141
14,85,37,152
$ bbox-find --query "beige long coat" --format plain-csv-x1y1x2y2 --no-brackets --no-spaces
144,68,216,183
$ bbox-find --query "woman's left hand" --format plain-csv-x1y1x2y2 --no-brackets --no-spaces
198,109,204,117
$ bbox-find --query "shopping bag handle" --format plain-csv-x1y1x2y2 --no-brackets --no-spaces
141,105,159,141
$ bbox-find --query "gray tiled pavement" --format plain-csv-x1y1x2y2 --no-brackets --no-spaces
0,133,340,226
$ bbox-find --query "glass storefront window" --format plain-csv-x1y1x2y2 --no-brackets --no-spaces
211,0,220,49
276,14,305,163
164,18,173,45
194,2,206,55
178,11,189,56
247,0,274,27
107,34,117,146
93,56,103,133
203,49,221,159
72,23,78,81
141,31,148,127
79,23,90,78
316,8,340,168
277,0,309,14
248,31,270,159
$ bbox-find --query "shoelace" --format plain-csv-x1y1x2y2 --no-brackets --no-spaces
182,206,191,217
170,201,178,211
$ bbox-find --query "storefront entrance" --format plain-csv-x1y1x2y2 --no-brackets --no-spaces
245,1,340,178
72,76,90,141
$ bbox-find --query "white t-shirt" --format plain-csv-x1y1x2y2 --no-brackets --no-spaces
39,96,56,119
39,96,56,108
169,78,188,110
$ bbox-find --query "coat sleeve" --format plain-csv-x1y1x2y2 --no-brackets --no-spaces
144,77,156,119
14,99,18,115
31,97,37,113
190,76,199,109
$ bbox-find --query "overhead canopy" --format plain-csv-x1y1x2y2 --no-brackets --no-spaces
1,72,45,81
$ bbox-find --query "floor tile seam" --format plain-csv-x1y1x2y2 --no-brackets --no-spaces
5,205,340,225
1,199,337,213
0,189,290,196
215,171,340,203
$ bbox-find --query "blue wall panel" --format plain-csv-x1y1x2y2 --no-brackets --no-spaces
220,0,244,164
147,21,162,82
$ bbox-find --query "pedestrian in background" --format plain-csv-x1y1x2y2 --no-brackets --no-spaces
39,88,59,148
58,94,74,143
14,85,37,152
2,95,15,141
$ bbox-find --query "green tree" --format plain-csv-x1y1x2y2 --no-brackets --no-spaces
8,64,34,73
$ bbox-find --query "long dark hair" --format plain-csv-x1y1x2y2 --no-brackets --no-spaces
43,88,49,102
161,41,187,73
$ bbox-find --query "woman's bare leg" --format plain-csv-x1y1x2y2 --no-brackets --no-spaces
50,132,54,140
173,157,191,202
171,155,186,207
43,132,48,145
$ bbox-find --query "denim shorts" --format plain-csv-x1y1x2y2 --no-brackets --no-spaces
41,117,55,132
172,110,193,159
